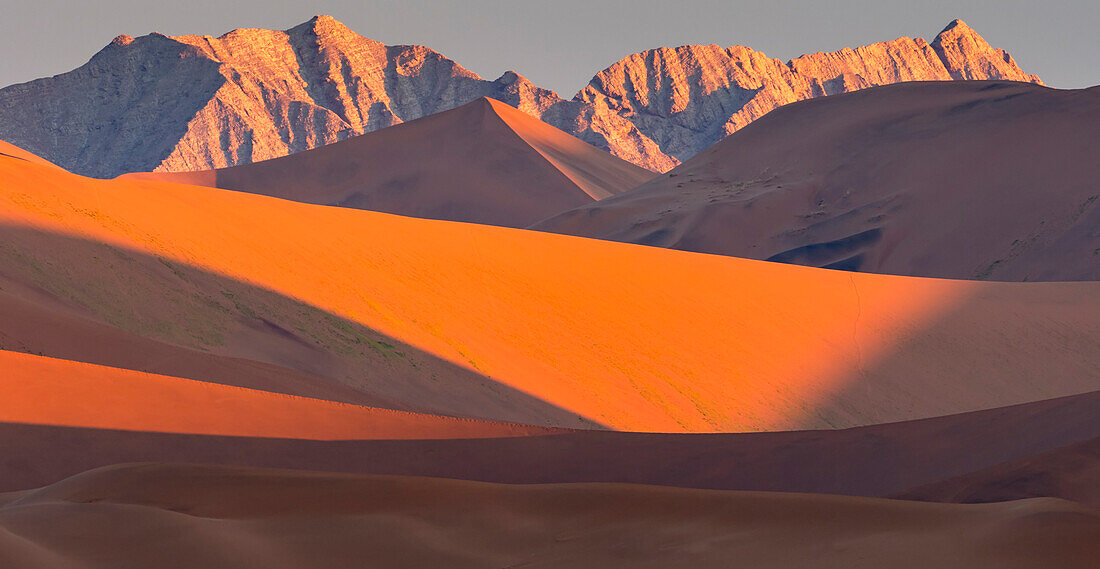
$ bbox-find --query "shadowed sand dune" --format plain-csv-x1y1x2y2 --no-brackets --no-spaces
0,226,599,428
896,435,1100,508
0,463,1096,569
534,81,1100,281
3,148,1100,431
0,349,563,440
2,390,1096,498
123,98,654,227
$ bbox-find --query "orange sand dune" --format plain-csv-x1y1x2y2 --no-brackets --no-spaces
125,98,654,227
0,141,60,169
0,349,561,440
3,149,1100,431
1,463,1096,569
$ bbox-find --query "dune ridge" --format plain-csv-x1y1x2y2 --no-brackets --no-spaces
0,349,562,440
0,463,1096,569
534,81,1100,281
3,147,1100,432
123,97,654,227
0,388,1096,500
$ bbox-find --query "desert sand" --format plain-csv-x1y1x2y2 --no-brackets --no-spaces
0,349,561,440
0,141,60,169
897,435,1100,508
0,463,1096,569
3,146,1100,431
125,98,654,227
535,81,1100,281
0,389,1095,500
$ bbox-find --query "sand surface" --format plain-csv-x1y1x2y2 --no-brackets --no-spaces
0,349,562,440
534,81,1100,281
0,141,59,169
124,98,654,227
897,435,1100,508
2,389,1096,500
3,147,1100,431
0,463,1096,569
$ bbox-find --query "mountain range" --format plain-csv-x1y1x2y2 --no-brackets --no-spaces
0,16,1040,177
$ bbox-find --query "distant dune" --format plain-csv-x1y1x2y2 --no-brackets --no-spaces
1,463,1096,569
534,81,1100,281
125,98,653,227
3,145,1100,432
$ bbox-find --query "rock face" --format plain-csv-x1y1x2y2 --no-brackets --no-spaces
0,17,1041,177
533,81,1100,282
577,20,1043,166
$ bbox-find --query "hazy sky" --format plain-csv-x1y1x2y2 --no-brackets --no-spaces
0,0,1095,95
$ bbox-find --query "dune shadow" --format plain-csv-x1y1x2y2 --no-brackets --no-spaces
0,224,603,429
789,277,1100,432
2,389,1097,497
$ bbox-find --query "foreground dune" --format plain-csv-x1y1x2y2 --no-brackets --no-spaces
3,148,1100,431
125,98,654,227
535,81,1100,281
2,389,1097,501
0,349,559,440
1,463,1096,569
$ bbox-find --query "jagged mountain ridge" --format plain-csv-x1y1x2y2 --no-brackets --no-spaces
0,17,1040,177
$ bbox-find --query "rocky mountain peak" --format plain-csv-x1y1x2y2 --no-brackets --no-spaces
0,18,1045,178
931,19,1042,83
295,14,362,43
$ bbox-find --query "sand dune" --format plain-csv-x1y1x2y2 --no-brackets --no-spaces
1,463,1096,569
124,98,654,227
897,435,1100,508
0,349,561,440
0,141,59,169
3,146,1100,431
1,389,1096,499
534,81,1100,281
0,289,397,406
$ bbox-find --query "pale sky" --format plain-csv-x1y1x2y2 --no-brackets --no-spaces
0,0,1095,95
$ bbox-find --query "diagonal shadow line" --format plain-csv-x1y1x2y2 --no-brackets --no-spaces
0,224,604,429
789,274,1100,430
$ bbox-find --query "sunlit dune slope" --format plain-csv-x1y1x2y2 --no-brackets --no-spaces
1,463,1097,569
0,141,60,169
0,223,593,428
124,98,654,227
534,81,1100,281
0,349,559,440
3,150,1100,431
